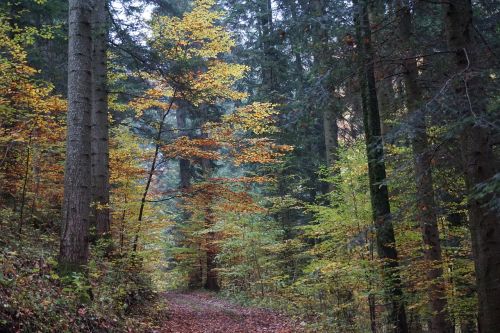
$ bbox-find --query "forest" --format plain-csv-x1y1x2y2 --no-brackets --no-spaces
0,0,499,332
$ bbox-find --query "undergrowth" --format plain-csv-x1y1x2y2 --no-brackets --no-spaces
0,209,168,332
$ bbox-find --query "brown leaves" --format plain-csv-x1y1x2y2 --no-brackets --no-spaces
161,292,302,333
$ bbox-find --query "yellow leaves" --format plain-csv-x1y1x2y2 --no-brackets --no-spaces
0,15,66,146
145,0,248,106
128,86,175,117
150,0,234,61
109,126,151,186
223,102,280,135
189,61,248,105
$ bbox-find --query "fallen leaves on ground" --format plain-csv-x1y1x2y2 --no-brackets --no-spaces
160,292,304,333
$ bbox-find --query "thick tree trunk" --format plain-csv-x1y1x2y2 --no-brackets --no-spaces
444,2,500,332
354,1,408,332
90,0,110,237
59,0,92,272
396,2,452,332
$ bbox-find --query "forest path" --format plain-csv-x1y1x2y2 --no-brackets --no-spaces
160,292,302,333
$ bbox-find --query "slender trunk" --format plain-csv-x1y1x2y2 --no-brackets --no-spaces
59,0,92,272
90,0,110,237
132,94,176,252
176,106,191,190
369,293,377,333
132,142,160,252
444,2,500,332
396,2,452,331
119,208,126,253
201,159,219,291
29,149,41,228
353,1,408,332
18,129,33,236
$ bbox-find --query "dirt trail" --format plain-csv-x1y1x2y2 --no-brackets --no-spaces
160,292,303,333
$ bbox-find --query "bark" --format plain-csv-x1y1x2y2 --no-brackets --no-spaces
323,109,339,171
200,159,219,291
283,0,304,95
176,106,191,190
204,226,220,291
444,2,500,332
91,0,110,237
59,0,92,272
353,1,408,332
396,2,452,332
310,0,339,189
370,3,394,139
18,129,33,236
259,0,276,93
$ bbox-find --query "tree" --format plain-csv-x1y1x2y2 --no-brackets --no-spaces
59,0,92,272
444,1,500,331
353,1,408,332
310,0,339,187
91,0,111,237
395,1,452,331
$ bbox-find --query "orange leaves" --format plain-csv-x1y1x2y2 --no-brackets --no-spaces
158,103,293,168
181,182,265,215
232,138,293,166
162,136,222,161
209,176,274,184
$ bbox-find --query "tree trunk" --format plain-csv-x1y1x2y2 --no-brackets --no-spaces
176,106,191,190
259,0,276,94
396,2,452,331
91,0,110,237
59,0,92,272
204,227,220,291
444,2,500,332
310,0,339,189
132,94,176,252
201,159,219,291
353,1,408,332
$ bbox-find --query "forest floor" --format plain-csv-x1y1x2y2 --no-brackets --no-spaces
160,292,303,333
